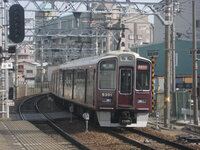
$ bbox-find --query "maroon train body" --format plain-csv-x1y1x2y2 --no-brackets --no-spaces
51,51,152,127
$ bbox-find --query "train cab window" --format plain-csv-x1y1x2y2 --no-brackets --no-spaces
120,69,132,94
136,60,150,90
99,59,116,89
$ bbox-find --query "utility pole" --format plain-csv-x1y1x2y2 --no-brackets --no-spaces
41,38,44,93
171,0,176,117
1,0,4,118
136,46,139,54
1,0,9,118
15,48,18,99
171,21,176,116
95,28,98,55
164,0,172,128
192,0,199,125
107,30,111,52
101,38,104,54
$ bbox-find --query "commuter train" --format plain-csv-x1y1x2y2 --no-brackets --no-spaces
51,51,152,127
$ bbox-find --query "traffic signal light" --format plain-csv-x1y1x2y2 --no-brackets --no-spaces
9,4,25,43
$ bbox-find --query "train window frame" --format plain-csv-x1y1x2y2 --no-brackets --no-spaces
98,58,117,90
136,59,151,91
120,68,133,95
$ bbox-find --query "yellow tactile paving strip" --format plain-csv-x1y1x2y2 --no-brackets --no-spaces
2,120,68,150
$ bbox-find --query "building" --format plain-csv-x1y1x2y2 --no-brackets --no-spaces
35,5,153,65
7,46,35,81
132,40,200,119
17,62,37,85
154,0,200,43
132,40,200,90
113,14,154,51
9,47,35,63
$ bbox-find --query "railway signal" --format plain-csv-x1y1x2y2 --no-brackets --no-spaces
9,4,25,43
8,45,16,53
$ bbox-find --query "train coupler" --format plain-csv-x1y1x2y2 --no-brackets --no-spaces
119,111,132,125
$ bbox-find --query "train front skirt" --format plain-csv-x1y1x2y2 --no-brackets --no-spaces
96,111,149,127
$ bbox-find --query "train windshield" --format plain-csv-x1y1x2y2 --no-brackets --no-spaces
136,60,150,90
120,69,132,94
99,59,116,89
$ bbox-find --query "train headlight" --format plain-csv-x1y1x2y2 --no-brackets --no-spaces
102,98,112,103
137,99,147,104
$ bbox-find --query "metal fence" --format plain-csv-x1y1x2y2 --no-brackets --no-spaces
155,90,195,121
175,90,192,120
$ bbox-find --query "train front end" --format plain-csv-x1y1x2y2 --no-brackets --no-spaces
96,52,152,127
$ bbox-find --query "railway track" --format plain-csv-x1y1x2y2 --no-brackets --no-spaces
18,94,199,150
107,129,157,150
148,119,200,140
18,95,45,120
105,127,196,150
127,128,197,150
18,94,91,150
112,128,195,150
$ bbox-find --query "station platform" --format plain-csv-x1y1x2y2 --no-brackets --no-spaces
0,120,68,150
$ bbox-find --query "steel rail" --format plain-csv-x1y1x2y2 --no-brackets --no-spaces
35,95,92,150
126,128,196,150
18,94,91,150
18,96,35,120
108,130,156,150
18,100,25,120
18,95,44,120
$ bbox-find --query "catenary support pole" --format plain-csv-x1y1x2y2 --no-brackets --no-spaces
15,48,18,99
1,0,9,118
192,0,199,125
41,38,44,93
164,0,172,128
171,0,176,118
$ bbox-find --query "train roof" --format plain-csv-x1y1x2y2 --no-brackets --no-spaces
59,50,149,70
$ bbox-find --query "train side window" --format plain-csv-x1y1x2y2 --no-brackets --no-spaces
99,59,116,89
136,60,150,90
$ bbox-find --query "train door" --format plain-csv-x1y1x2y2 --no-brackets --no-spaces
118,67,133,107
